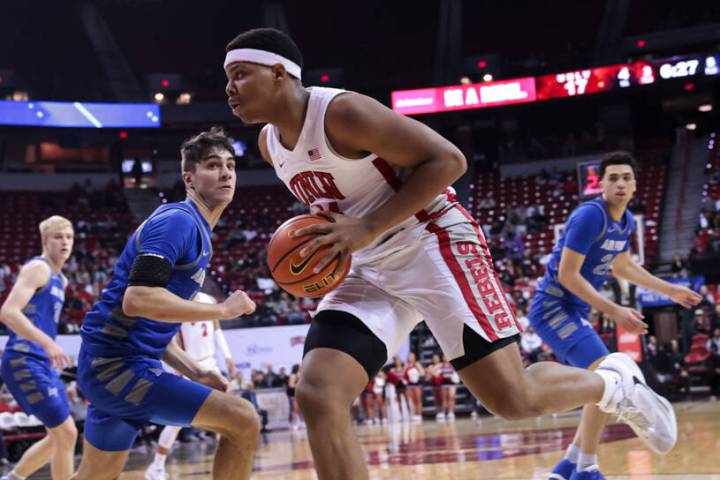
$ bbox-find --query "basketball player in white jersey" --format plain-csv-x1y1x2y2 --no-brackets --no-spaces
144,292,235,480
223,28,677,479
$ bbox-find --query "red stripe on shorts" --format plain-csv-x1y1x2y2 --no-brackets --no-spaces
454,205,522,332
426,222,499,341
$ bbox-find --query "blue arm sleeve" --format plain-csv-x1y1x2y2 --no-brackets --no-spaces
564,205,605,255
137,210,197,267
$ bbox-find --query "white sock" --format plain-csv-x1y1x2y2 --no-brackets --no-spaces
153,453,167,467
594,369,621,412
577,452,598,471
564,443,580,463
158,425,181,451
8,472,26,480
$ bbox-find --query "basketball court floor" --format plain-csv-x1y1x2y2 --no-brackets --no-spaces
39,399,716,479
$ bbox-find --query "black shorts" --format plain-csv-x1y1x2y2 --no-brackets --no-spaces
304,310,520,379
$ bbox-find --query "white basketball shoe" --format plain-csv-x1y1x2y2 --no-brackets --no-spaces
595,352,677,454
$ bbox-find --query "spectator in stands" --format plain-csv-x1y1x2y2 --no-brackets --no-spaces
238,382,269,433
256,265,278,295
647,335,659,359
477,192,496,209
251,369,265,388
260,364,283,389
671,255,688,277
515,307,530,330
225,226,245,250
242,223,258,242
713,303,720,329
693,309,711,335
278,367,288,388
708,328,720,354
707,328,720,396
520,325,543,363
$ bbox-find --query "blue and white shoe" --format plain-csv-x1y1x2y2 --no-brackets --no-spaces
548,459,576,480
569,464,606,480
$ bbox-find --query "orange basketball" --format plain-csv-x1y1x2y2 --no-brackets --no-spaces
267,214,351,298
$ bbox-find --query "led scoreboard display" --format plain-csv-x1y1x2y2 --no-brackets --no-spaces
536,66,623,99
392,52,719,115
536,61,657,100
578,161,602,198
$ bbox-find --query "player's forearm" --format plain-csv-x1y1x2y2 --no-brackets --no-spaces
0,308,55,348
364,153,466,235
614,262,674,295
558,272,619,315
162,341,202,379
123,286,225,322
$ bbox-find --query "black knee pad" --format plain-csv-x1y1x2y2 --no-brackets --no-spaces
304,310,388,380
450,325,521,371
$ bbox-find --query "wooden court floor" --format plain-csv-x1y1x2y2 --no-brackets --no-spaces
27,400,720,479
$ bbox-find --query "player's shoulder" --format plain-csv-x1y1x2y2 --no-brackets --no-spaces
18,258,51,286
258,125,272,166
325,89,391,144
325,89,375,122
570,199,606,222
146,203,197,228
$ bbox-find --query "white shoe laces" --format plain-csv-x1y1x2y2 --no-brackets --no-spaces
615,399,652,436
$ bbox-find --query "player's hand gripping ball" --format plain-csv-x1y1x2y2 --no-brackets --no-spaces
267,215,351,298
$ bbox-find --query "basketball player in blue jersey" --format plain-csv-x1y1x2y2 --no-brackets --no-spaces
529,152,702,480
224,29,679,480
71,128,260,480
0,215,77,480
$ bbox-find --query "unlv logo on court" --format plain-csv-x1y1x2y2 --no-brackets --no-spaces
289,171,346,205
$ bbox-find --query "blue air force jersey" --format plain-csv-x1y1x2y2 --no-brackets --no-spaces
536,197,635,312
5,257,65,360
80,200,213,358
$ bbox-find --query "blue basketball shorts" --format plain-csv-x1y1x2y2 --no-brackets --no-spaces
77,346,212,451
528,292,610,369
1,351,70,428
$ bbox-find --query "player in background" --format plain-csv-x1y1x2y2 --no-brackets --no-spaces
224,28,678,480
529,152,702,480
145,292,236,480
0,215,77,480
72,128,259,480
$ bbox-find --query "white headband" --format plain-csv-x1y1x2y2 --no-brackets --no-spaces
224,48,302,80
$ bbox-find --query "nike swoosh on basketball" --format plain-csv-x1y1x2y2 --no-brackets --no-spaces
290,252,317,275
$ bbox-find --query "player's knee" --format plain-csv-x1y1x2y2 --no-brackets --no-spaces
295,379,346,420
221,397,261,443
494,401,542,421
484,388,542,421
51,419,78,447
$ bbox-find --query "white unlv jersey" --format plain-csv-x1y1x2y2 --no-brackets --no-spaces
178,320,216,362
265,87,457,263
